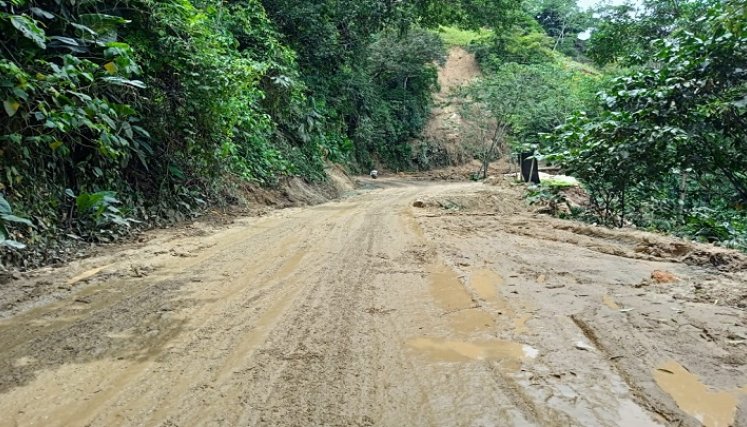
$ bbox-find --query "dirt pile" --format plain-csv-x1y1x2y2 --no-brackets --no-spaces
403,159,514,181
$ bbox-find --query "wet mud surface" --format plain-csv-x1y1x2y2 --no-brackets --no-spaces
0,177,746,427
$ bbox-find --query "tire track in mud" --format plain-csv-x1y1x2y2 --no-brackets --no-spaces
1,179,745,426
141,205,371,426
411,201,670,426
570,314,680,425
0,199,368,426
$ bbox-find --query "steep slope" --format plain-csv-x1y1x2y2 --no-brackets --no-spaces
412,47,486,169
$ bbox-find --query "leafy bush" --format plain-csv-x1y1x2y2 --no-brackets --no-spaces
459,60,600,177
0,194,32,249
546,0,747,248
0,0,347,260
1,0,454,262
524,185,571,216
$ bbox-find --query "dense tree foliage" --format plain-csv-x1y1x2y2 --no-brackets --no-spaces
547,0,747,249
526,0,592,58
259,0,446,169
0,0,452,263
3,0,744,261
586,0,715,66
459,0,601,178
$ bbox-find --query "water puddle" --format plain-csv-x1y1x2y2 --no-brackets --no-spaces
448,309,494,333
470,269,532,334
470,269,502,302
654,360,746,427
408,337,538,370
602,295,620,310
513,314,531,334
429,264,475,313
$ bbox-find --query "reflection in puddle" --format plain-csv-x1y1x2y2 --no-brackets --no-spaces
654,360,745,427
602,295,620,310
408,337,538,370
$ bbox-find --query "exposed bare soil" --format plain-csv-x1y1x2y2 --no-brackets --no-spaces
0,176,745,427
412,47,486,168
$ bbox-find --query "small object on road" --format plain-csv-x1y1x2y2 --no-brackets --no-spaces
619,308,635,313
370,170,379,179
413,200,426,208
651,270,678,284
575,341,594,351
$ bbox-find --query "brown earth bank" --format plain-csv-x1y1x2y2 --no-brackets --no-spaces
0,164,356,272
410,47,486,169
0,175,745,427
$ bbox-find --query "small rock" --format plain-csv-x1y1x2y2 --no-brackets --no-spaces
545,284,565,289
413,200,426,208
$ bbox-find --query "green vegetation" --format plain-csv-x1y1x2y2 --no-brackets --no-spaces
545,0,747,250
458,0,747,251
2,0,745,263
458,1,602,178
435,26,492,47
0,0,459,264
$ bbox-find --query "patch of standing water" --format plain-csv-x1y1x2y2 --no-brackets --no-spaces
407,337,538,371
654,360,747,427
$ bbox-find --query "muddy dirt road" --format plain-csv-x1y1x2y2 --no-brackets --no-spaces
1,178,746,427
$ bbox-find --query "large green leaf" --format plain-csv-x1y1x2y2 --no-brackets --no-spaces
0,195,11,215
1,239,27,249
1,214,33,227
10,15,46,48
101,76,146,89
3,99,20,117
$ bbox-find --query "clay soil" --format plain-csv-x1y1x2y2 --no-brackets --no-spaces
0,176,746,427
